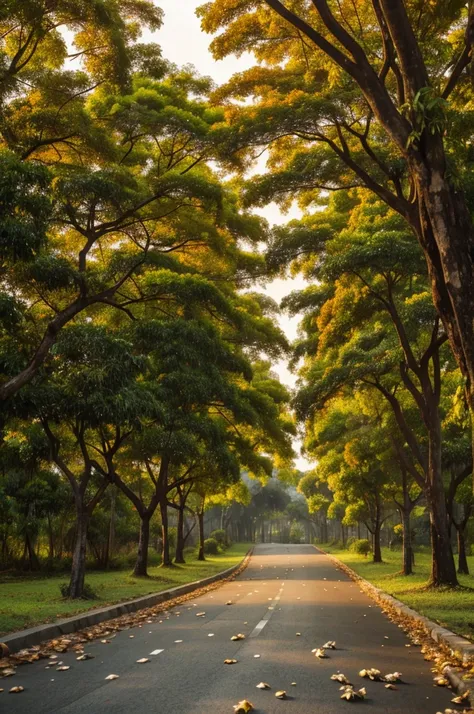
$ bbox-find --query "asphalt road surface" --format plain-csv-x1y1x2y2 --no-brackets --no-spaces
3,544,454,714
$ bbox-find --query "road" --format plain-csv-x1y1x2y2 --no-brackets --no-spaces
3,544,453,713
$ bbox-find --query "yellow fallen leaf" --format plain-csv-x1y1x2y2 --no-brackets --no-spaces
314,648,328,659
136,658,149,664
1,668,16,677
224,659,237,665
256,682,271,689
275,690,287,699
233,700,253,713
9,686,24,693
105,674,119,680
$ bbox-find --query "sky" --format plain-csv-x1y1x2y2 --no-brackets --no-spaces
151,1,313,470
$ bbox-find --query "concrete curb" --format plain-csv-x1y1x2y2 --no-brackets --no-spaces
2,548,253,655
315,546,474,695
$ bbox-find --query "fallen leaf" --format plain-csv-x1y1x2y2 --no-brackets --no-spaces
196,612,206,617
253,654,261,658
136,658,149,664
0,645,9,658
231,634,245,641
340,685,366,701
105,674,119,681
76,654,94,661
314,648,328,659
331,673,351,684
9,686,24,694
224,659,238,665
1,668,16,677
226,601,233,605
451,690,470,705
385,684,397,690
275,690,287,699
256,682,271,689
434,676,449,687
233,699,253,713
323,641,336,649
56,666,70,671
384,672,402,683
359,668,382,681
291,682,297,686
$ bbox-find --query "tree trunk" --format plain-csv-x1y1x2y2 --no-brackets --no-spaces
457,527,469,575
175,505,186,564
373,523,382,563
427,420,458,586
197,510,205,561
133,515,151,577
47,515,54,564
401,509,413,576
160,496,171,567
261,518,265,543
106,486,116,569
24,531,40,571
68,501,88,598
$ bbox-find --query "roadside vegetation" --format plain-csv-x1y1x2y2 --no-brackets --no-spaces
321,544,474,642
0,543,251,636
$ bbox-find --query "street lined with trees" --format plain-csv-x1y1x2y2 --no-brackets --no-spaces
0,0,474,666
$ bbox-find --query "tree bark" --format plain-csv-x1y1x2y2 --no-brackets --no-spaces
400,509,413,576
457,527,469,575
373,522,383,563
160,496,171,567
175,505,186,564
134,515,151,577
197,510,205,561
68,500,88,598
427,416,458,586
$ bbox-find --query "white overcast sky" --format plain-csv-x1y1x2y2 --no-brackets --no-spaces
152,1,312,470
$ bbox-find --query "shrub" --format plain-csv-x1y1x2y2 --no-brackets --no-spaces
210,529,228,547
203,537,219,555
345,536,356,550
349,539,371,557
59,582,99,599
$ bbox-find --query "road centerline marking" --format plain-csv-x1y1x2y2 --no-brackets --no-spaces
249,584,284,637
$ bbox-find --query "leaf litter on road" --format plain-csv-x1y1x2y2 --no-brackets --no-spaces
233,700,253,713
340,685,366,701
256,682,271,689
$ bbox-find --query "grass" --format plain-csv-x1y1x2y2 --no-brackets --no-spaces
320,544,474,642
0,543,252,636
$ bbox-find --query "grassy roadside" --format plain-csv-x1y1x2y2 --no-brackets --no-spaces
319,545,474,642
0,543,252,636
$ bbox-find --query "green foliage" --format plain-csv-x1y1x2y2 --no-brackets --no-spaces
349,539,371,557
203,537,219,555
289,522,304,544
210,529,228,547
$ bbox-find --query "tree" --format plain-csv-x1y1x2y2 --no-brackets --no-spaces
279,193,460,584
199,0,474,486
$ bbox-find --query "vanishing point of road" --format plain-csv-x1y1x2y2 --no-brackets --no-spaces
4,544,453,713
